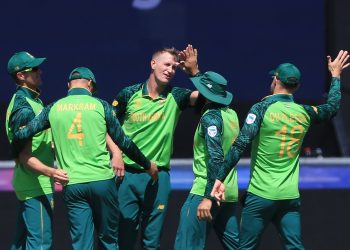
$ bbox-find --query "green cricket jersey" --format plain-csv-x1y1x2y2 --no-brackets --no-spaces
6,86,54,200
217,77,341,200
113,82,191,170
13,88,151,185
190,105,240,202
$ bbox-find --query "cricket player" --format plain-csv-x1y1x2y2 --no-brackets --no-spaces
13,67,157,249
211,50,350,249
111,45,199,249
5,51,68,250
175,71,240,250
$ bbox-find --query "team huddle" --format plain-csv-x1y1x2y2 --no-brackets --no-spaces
5,45,349,250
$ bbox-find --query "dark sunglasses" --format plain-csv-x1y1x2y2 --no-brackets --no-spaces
22,67,39,73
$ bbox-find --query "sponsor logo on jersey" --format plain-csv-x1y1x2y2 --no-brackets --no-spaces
246,113,256,124
130,111,165,122
207,126,218,137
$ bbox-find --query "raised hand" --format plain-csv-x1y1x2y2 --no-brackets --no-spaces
210,179,225,205
327,50,350,78
178,44,200,76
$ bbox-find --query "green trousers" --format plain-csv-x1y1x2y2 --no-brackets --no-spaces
117,169,171,250
174,194,239,250
239,192,304,250
62,178,119,250
11,194,53,250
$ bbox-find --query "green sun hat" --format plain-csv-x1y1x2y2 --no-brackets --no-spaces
269,63,301,86
190,71,233,105
7,51,46,75
69,67,97,93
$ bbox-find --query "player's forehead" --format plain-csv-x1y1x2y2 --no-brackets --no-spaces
155,52,177,63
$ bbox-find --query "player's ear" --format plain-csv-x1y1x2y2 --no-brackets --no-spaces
151,59,156,70
87,80,94,93
16,71,25,81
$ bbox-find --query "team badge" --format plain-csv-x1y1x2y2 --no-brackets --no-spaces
246,113,256,124
112,100,118,106
207,126,218,137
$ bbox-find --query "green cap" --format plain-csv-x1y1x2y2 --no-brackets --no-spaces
7,51,46,75
190,71,233,106
69,67,97,92
269,63,301,86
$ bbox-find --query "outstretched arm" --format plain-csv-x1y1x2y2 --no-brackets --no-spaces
303,50,350,122
217,103,266,181
13,104,53,141
211,102,271,202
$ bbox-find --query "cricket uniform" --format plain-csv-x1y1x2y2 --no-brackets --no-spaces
14,88,151,250
6,86,54,250
112,82,191,249
175,105,240,250
217,77,342,249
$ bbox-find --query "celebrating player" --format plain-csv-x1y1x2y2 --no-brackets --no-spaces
211,50,350,249
110,45,199,249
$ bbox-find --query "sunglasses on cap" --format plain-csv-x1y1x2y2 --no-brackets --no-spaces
21,67,39,73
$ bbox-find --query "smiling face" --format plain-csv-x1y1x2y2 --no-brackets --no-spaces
151,51,178,87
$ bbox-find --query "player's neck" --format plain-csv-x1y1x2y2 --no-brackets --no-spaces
272,85,291,95
21,82,40,94
147,78,167,99
273,89,290,95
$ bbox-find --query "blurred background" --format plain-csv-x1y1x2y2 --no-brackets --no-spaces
1,0,350,249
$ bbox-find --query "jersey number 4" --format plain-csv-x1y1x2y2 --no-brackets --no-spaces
67,112,84,146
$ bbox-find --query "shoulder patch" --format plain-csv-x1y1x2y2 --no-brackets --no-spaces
246,113,256,124
112,100,118,107
207,125,218,137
